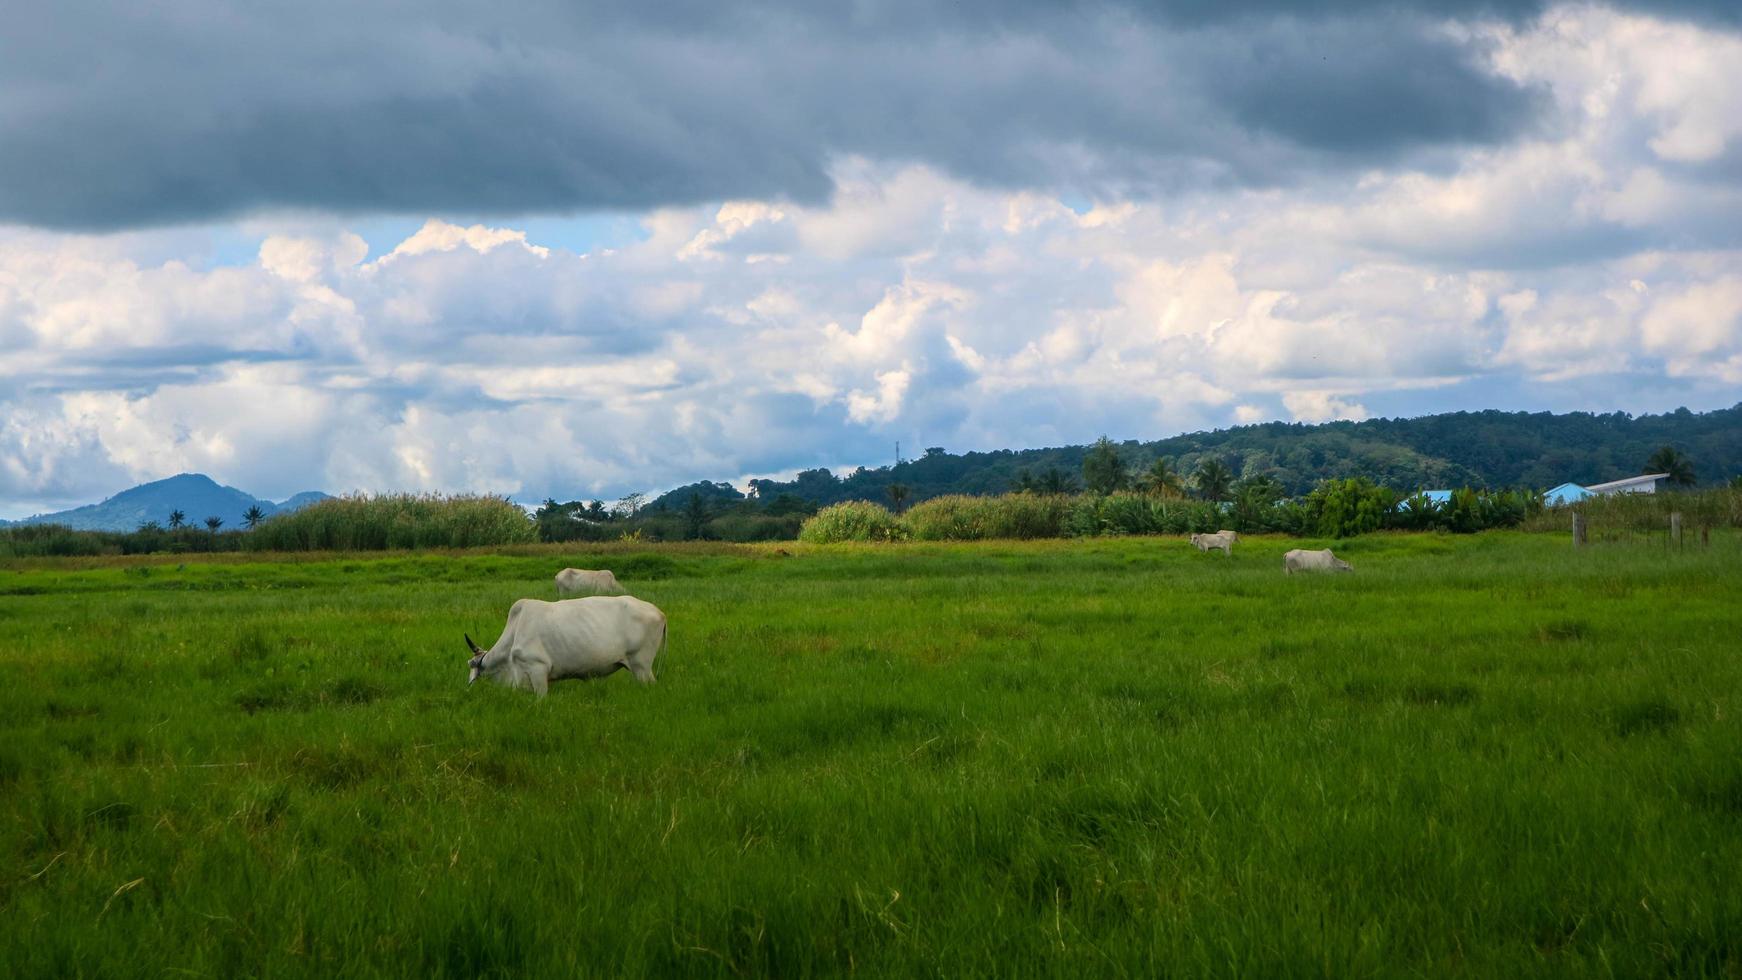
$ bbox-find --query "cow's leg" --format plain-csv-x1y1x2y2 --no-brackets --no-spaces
529,669,550,698
628,657,656,685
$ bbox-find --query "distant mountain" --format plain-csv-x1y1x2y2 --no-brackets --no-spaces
3,474,330,532
274,491,332,512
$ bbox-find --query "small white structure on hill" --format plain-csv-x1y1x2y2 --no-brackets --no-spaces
1584,473,1670,496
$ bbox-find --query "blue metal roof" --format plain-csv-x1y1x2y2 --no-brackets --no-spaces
1543,482,1591,507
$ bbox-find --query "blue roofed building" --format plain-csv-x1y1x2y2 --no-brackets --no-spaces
1543,482,1592,507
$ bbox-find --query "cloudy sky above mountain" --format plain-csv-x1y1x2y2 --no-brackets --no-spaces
3,0,1740,516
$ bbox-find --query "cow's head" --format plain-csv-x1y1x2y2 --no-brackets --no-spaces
465,634,487,685
1333,558,1354,573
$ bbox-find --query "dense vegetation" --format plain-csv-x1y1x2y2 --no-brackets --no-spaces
8,404,1737,557
796,482,1577,543
1522,484,1742,537
0,521,254,559
3,535,1738,976
12,484,1735,556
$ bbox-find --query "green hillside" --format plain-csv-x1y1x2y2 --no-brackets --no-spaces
705,404,1742,508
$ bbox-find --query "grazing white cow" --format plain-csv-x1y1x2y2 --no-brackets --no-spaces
466,596,666,697
1190,531,1237,555
554,567,622,596
1283,548,1353,574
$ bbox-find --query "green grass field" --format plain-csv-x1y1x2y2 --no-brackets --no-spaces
3,533,1739,977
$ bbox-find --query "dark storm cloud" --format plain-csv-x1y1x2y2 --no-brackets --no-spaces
0,0,1726,230
1211,16,1546,151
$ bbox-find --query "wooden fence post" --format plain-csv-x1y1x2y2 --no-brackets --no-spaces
1572,511,1586,548
1670,512,1682,548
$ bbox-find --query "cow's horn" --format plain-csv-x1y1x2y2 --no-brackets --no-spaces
465,633,486,657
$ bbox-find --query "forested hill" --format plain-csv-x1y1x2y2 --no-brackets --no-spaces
649,404,1742,510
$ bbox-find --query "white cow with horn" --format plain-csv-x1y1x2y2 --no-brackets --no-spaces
466,596,666,697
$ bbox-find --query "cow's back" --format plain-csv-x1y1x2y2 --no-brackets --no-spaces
1284,548,1337,572
521,596,664,679
556,568,620,594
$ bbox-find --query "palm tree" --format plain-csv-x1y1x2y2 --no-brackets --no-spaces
204,516,223,533
1193,458,1235,502
243,505,266,529
137,520,164,533
1645,445,1696,488
1139,457,1185,497
167,509,186,529
886,482,910,513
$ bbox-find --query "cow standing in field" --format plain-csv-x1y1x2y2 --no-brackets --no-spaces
466,596,666,697
1283,549,1353,574
555,567,622,596
1190,531,1237,555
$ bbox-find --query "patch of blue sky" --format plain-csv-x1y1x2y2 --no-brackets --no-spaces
1057,193,1094,215
190,211,651,269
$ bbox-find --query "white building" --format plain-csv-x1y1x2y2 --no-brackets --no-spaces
1583,473,1670,496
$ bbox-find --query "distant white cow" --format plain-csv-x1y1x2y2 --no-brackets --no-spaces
1190,531,1237,555
554,567,622,596
1283,548,1353,574
466,596,666,697
1217,529,1241,541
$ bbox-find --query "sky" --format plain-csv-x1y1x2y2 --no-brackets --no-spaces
3,1,1741,517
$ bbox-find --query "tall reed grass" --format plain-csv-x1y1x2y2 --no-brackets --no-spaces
1519,487,1741,534
246,494,537,551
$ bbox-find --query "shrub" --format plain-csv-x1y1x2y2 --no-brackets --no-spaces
797,501,909,543
246,494,536,551
904,494,1071,540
